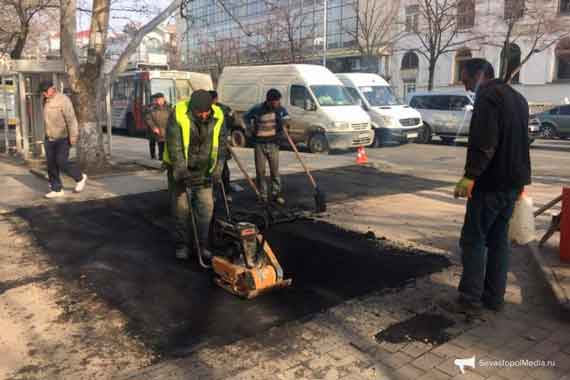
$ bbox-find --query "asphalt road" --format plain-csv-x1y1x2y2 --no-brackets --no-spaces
110,133,570,186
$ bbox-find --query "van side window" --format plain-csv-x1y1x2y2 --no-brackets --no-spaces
432,95,452,111
409,96,421,108
448,96,470,111
291,85,311,108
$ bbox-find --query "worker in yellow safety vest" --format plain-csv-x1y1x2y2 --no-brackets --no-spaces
163,90,226,261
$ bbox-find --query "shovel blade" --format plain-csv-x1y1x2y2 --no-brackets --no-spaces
314,189,327,213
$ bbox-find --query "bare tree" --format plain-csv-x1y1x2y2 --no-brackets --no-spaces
60,0,181,170
343,0,404,65
486,0,570,83
406,0,482,90
246,22,280,63
264,0,315,63
0,0,56,58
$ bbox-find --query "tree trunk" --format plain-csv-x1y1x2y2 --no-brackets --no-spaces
427,60,436,91
74,74,107,171
10,29,28,59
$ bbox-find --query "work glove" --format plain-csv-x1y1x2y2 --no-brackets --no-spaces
454,177,475,199
173,166,191,183
211,170,222,185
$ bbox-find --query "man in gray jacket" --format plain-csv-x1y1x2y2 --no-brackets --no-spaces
40,81,87,198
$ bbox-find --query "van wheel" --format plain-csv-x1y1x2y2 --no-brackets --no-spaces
126,114,137,136
308,133,329,154
416,124,432,144
230,129,247,147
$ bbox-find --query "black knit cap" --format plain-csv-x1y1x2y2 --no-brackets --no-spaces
39,80,54,93
189,90,213,113
266,88,282,101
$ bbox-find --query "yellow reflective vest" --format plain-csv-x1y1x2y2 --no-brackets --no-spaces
163,101,224,175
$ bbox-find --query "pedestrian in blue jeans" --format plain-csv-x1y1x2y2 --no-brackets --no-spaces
444,58,531,315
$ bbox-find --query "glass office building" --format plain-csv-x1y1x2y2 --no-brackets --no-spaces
179,0,366,76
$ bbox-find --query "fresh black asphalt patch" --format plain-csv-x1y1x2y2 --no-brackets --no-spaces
16,191,450,357
374,313,456,346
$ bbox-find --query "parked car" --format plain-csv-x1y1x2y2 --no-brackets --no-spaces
407,91,541,144
406,91,474,144
336,73,422,147
532,105,570,139
218,64,373,153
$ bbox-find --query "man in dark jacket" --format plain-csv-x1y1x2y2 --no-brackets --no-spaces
209,90,234,200
144,93,170,160
447,58,531,314
163,90,226,261
243,89,290,205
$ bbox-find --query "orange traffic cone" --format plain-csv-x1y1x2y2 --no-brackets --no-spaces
356,146,369,165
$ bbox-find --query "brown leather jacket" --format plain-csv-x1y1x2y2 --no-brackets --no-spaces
43,93,79,142
144,103,171,142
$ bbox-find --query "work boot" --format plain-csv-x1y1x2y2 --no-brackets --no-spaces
482,298,505,312
74,174,88,193
45,190,65,199
175,247,189,260
438,296,482,316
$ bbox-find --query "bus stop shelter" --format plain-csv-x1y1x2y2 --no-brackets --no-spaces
0,57,67,160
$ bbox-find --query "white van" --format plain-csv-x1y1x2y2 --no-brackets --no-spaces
336,73,423,147
218,64,373,153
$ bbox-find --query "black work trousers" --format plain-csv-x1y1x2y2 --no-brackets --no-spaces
45,138,82,192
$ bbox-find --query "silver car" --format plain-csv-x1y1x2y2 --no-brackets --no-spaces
406,91,474,144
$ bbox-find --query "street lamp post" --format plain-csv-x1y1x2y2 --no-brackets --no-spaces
323,0,327,67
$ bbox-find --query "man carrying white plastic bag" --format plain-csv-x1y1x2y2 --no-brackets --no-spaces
443,59,532,315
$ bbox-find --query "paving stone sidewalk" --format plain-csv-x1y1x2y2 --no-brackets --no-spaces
117,240,570,380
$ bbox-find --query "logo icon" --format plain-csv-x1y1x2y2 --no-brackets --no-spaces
454,356,476,374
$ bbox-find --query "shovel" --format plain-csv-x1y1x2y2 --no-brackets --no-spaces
282,128,326,213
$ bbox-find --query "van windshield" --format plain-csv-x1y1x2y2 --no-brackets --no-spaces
359,86,400,107
310,85,355,107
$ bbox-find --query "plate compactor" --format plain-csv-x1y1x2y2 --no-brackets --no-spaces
211,219,292,299
188,158,293,299
190,140,326,299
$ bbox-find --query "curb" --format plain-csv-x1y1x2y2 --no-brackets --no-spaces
526,241,570,314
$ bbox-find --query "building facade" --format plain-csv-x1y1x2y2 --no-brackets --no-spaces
390,0,570,105
177,0,389,79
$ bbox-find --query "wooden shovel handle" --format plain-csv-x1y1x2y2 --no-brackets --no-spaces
283,127,318,190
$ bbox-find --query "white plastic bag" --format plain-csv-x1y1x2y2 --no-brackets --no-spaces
508,193,536,245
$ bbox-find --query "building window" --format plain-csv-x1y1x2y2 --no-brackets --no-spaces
505,0,525,20
500,43,521,83
556,38,570,81
403,80,416,98
454,48,472,83
401,51,419,70
405,5,419,32
561,0,570,14
457,0,475,29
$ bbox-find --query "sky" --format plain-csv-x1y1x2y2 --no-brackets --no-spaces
77,0,175,33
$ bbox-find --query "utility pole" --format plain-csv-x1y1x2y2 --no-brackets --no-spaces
323,0,327,67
